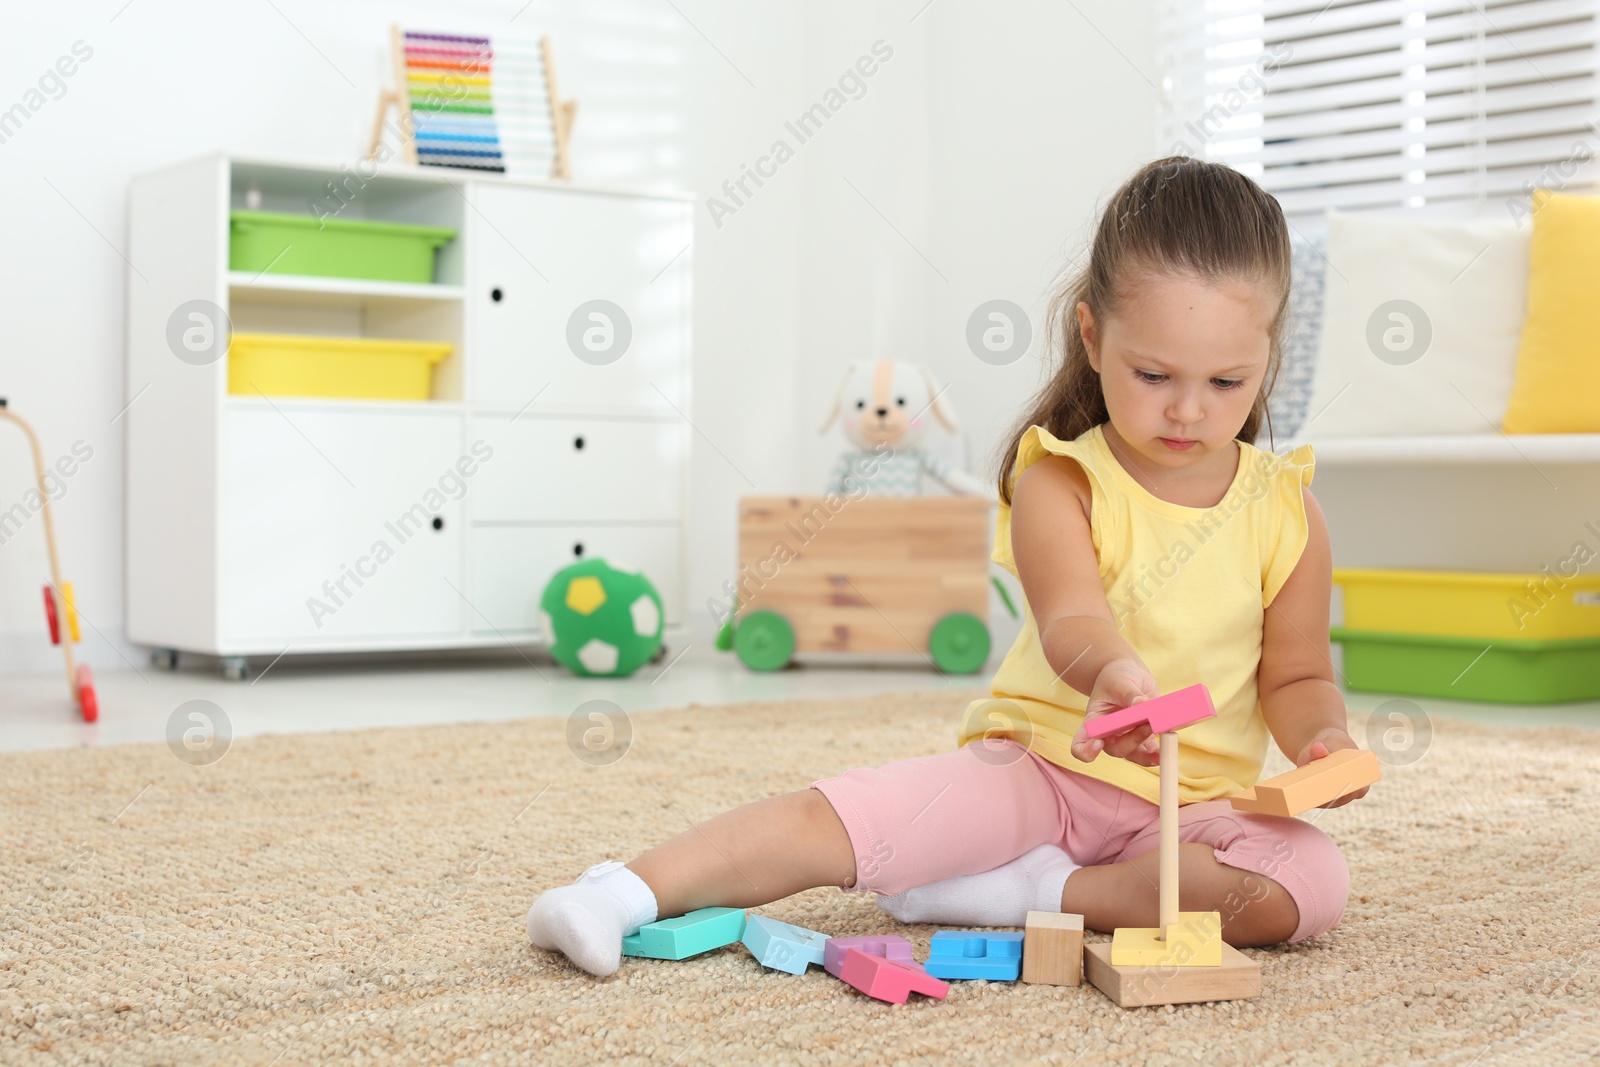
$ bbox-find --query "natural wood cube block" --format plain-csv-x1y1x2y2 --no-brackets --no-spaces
1021,911,1083,986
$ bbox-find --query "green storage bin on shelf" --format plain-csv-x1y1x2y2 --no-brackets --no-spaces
229,211,456,284
1330,626,1600,705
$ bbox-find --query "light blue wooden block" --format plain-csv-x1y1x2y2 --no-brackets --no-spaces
923,930,1025,981
622,907,747,960
741,915,830,975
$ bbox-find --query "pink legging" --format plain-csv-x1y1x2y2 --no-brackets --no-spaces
812,740,1350,944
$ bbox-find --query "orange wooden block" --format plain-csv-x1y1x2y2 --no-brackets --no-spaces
1230,748,1380,818
1021,911,1083,986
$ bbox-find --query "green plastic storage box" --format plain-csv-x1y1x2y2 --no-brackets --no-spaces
1330,626,1600,704
229,211,457,284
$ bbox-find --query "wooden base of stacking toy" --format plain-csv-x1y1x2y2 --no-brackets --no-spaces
1083,685,1262,1007
1084,940,1261,1007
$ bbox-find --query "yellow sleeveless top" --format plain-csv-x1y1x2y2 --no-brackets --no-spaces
958,423,1317,805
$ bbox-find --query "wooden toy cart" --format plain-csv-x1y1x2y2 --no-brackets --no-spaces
0,399,98,721
716,495,1000,674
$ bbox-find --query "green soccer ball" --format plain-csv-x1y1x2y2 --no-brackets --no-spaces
539,558,665,677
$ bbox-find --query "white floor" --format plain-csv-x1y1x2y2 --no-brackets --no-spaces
4,644,1598,754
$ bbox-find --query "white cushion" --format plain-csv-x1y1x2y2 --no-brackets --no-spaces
1301,210,1529,437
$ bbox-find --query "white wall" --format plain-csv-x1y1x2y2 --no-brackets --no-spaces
0,0,1158,671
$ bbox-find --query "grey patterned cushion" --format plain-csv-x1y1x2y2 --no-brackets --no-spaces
1263,230,1327,445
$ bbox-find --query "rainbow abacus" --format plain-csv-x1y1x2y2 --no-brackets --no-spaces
402,32,506,173
371,25,575,180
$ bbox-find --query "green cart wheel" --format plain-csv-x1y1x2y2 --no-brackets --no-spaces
929,612,990,674
734,610,796,671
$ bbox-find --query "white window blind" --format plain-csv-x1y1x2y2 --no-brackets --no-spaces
1158,0,1600,218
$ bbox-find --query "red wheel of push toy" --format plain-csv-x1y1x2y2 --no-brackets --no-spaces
43,585,60,645
75,664,98,723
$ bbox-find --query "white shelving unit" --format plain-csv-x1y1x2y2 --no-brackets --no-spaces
1282,433,1600,465
1279,431,1600,575
125,153,693,676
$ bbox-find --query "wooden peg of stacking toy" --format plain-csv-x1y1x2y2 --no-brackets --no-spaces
1082,683,1262,1007
1229,748,1381,818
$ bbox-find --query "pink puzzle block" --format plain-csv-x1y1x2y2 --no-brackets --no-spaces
1084,683,1216,741
823,935,914,979
839,949,949,1004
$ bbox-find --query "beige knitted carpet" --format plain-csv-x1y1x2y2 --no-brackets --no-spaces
4,689,1599,1066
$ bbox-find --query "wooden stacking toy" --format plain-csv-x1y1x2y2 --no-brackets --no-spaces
1081,683,1261,1007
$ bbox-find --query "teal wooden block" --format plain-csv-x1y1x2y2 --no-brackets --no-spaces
622,907,747,961
741,915,829,975
923,930,1024,981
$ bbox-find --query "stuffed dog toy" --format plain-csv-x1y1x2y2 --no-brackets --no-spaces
819,359,994,499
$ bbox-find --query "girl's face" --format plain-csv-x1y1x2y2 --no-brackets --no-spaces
1077,272,1273,475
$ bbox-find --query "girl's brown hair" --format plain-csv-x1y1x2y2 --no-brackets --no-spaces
995,156,1293,506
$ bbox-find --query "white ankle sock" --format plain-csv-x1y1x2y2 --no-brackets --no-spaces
526,860,659,977
876,843,1080,927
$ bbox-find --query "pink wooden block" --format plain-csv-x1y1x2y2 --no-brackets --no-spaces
823,935,914,978
1084,683,1216,740
839,949,950,1004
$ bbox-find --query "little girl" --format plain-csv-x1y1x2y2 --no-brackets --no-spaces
528,157,1365,977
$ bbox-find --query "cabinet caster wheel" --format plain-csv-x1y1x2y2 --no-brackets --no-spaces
218,656,250,682
151,648,178,671
649,643,668,664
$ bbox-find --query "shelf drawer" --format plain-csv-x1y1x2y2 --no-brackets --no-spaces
466,524,684,636
470,415,684,522
219,406,466,644
466,182,690,412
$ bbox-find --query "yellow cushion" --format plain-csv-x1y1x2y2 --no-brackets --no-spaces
1502,189,1600,433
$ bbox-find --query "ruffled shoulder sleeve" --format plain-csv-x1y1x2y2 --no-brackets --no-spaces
1260,442,1317,608
992,424,1115,580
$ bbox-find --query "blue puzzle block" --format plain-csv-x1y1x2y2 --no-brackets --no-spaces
922,930,1024,981
622,907,747,961
741,915,830,975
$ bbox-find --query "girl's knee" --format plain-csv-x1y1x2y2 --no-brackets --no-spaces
1217,816,1350,943
1272,823,1351,943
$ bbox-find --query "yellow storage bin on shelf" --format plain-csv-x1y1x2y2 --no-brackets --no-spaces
227,333,452,401
1334,568,1600,642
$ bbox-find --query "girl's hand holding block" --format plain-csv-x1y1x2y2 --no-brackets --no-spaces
1293,733,1376,810
1229,736,1379,816
1070,659,1166,766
